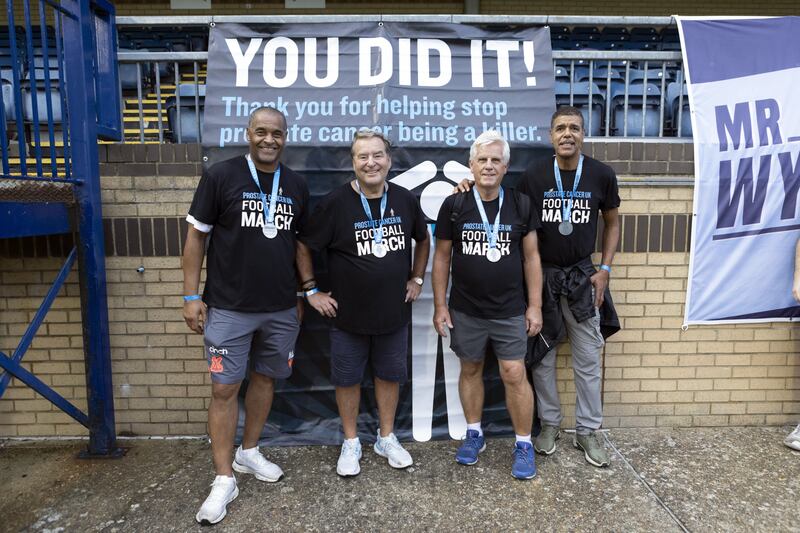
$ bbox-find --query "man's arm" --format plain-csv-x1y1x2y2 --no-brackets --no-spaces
590,207,620,308
182,226,208,334
522,231,543,336
405,231,431,303
793,238,800,303
431,238,453,337
296,241,338,318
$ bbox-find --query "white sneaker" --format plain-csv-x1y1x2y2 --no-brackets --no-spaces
373,432,413,469
232,445,284,482
337,438,362,477
195,475,238,525
785,424,800,451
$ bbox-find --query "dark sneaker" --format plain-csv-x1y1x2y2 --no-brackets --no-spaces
574,432,610,467
533,425,560,455
511,441,537,480
455,429,486,465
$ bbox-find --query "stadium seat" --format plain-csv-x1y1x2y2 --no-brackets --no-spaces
166,83,205,142
666,81,692,137
555,80,604,136
610,81,661,136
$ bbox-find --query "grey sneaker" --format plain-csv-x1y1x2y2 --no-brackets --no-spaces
574,432,610,467
373,432,413,469
785,424,800,451
534,425,560,455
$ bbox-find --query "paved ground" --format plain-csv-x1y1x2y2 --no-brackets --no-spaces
1,426,799,532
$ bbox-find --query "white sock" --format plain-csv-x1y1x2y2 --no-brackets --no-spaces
240,446,259,457
516,434,532,445
467,422,483,436
344,437,360,445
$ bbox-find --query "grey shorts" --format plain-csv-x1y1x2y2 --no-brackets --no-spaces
203,307,300,384
449,308,527,362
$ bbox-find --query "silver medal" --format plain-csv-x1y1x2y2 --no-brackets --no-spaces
262,223,278,239
373,242,387,258
558,221,573,236
487,247,501,263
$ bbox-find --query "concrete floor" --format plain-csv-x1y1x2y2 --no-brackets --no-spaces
1,426,799,532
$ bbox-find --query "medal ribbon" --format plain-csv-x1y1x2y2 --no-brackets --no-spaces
355,181,388,249
246,154,281,227
473,186,504,252
553,154,584,226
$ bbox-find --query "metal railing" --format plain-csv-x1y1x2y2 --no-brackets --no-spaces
117,49,689,144
110,15,688,144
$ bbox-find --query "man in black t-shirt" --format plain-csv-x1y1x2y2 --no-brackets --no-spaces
517,106,621,468
299,129,430,477
432,130,543,480
183,107,309,524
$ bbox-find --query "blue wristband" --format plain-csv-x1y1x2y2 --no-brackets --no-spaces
304,288,319,298
600,264,611,273
183,294,201,301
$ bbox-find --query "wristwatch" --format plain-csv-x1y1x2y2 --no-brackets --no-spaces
412,277,424,287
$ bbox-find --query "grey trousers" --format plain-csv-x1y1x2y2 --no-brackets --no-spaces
532,295,605,435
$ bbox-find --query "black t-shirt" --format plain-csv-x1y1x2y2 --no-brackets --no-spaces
188,155,309,312
301,182,428,335
434,187,540,319
518,155,620,267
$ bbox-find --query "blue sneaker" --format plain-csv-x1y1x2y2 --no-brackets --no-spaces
455,430,486,465
512,441,536,480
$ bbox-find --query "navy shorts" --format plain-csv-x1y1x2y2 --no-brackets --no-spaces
329,325,409,387
203,307,300,384
449,308,527,363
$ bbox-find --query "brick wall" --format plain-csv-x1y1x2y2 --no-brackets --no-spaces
1,141,799,436
8,0,799,23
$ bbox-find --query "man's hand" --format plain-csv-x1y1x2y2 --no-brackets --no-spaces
183,299,207,334
525,306,543,337
589,269,609,308
307,291,338,318
454,178,474,194
433,306,453,337
405,280,422,303
793,278,800,303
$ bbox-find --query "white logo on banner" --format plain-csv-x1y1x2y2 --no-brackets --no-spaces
390,160,471,441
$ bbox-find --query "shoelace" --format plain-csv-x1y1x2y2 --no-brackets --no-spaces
380,435,405,454
342,441,360,457
462,434,483,451
514,445,533,465
205,479,234,505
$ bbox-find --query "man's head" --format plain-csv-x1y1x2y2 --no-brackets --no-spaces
468,130,509,190
246,107,287,172
351,128,392,191
549,106,585,164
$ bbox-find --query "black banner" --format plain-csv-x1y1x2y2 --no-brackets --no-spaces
203,21,555,445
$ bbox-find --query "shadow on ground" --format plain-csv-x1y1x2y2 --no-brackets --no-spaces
1,426,798,532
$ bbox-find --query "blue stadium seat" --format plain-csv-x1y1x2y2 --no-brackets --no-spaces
666,81,692,137
166,83,205,142
610,81,661,136
555,80,604,136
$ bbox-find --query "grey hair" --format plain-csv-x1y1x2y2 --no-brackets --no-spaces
351,127,391,158
469,130,510,165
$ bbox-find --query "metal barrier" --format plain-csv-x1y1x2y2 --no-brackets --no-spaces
1,0,122,456
116,48,688,143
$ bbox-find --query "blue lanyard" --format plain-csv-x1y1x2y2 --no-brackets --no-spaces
246,155,281,225
473,186,504,250
355,181,388,246
553,154,584,225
